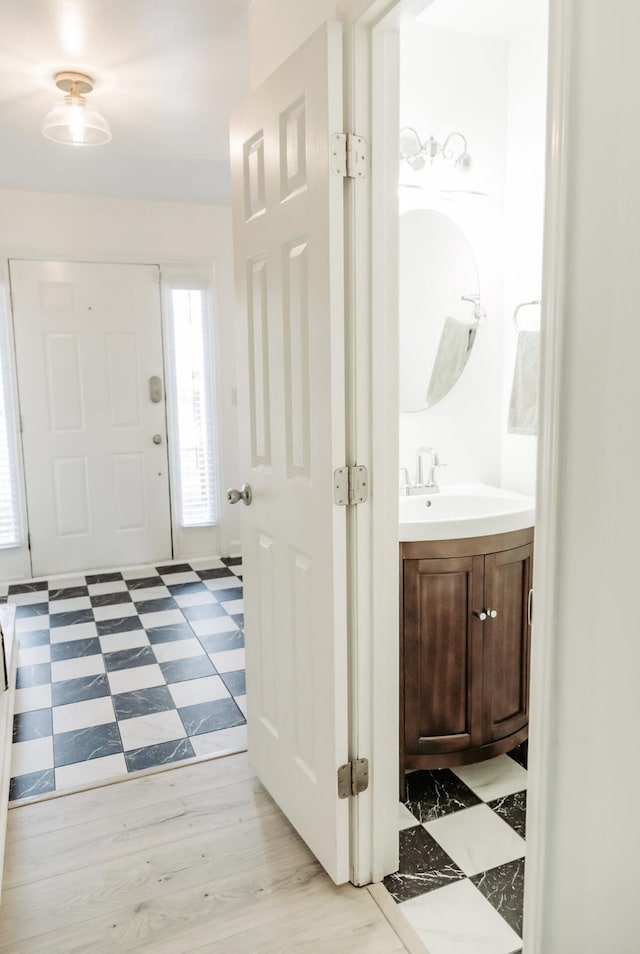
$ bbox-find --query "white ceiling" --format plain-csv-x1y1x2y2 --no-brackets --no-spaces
417,0,543,40
0,0,251,203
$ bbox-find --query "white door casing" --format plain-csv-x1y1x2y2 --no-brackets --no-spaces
230,22,350,884
10,260,172,577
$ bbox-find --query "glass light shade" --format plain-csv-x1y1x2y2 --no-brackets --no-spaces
42,93,111,146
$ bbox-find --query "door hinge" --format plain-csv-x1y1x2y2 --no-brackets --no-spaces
334,465,368,506
331,133,367,178
337,758,369,798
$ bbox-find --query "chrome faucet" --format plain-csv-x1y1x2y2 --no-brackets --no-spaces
414,446,442,493
399,449,444,495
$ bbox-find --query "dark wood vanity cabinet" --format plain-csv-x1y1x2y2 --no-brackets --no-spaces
400,528,533,781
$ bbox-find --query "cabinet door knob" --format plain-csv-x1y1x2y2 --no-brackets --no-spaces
487,609,498,618
473,610,487,621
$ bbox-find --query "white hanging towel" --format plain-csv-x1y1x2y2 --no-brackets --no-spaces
508,330,540,435
426,316,477,407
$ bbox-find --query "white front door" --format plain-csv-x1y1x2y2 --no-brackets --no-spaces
10,259,172,577
231,23,350,884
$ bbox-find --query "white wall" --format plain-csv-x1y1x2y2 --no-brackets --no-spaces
0,189,241,573
0,189,233,266
248,0,402,88
527,1,640,949
500,22,548,496
249,0,337,88
398,26,508,487
398,18,547,496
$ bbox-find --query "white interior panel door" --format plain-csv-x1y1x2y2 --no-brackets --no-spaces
10,260,171,577
231,23,350,884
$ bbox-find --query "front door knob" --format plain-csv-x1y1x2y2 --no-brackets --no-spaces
227,484,252,506
152,433,162,445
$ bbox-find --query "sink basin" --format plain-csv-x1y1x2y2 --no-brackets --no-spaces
399,483,535,541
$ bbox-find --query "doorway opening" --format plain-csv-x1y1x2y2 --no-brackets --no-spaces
380,0,549,948
4,259,224,580
2,259,247,802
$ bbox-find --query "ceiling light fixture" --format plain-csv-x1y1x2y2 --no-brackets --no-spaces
42,71,111,146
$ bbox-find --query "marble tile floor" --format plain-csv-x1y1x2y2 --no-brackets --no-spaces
0,556,247,803
385,746,528,954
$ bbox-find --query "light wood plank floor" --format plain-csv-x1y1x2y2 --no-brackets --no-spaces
0,753,408,953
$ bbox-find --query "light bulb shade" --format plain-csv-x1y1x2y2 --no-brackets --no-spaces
399,127,423,162
406,153,426,171
42,94,111,146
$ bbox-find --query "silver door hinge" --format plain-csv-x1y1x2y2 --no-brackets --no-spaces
337,758,369,798
331,133,367,178
334,465,368,506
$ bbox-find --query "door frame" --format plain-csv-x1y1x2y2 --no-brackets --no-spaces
0,249,229,581
342,0,449,887
520,0,573,948
0,258,29,580
344,0,573,944
340,1,402,885
340,0,438,886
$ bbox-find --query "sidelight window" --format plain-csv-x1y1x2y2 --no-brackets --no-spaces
165,284,218,528
0,285,23,548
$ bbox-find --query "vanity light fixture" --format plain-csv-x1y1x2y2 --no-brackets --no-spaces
42,71,111,146
400,126,472,172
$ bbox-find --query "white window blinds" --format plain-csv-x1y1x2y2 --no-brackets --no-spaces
166,286,218,528
0,285,23,548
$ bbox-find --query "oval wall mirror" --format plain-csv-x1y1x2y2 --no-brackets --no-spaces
399,209,481,413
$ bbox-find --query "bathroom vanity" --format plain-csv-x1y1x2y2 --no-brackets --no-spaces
399,485,534,791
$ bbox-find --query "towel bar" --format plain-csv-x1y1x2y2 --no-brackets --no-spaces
513,299,541,331
461,294,485,322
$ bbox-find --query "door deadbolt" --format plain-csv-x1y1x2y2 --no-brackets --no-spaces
227,484,252,506
152,433,162,445
149,376,163,403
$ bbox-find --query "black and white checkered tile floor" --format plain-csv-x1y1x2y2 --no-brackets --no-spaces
385,747,527,954
0,557,246,802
